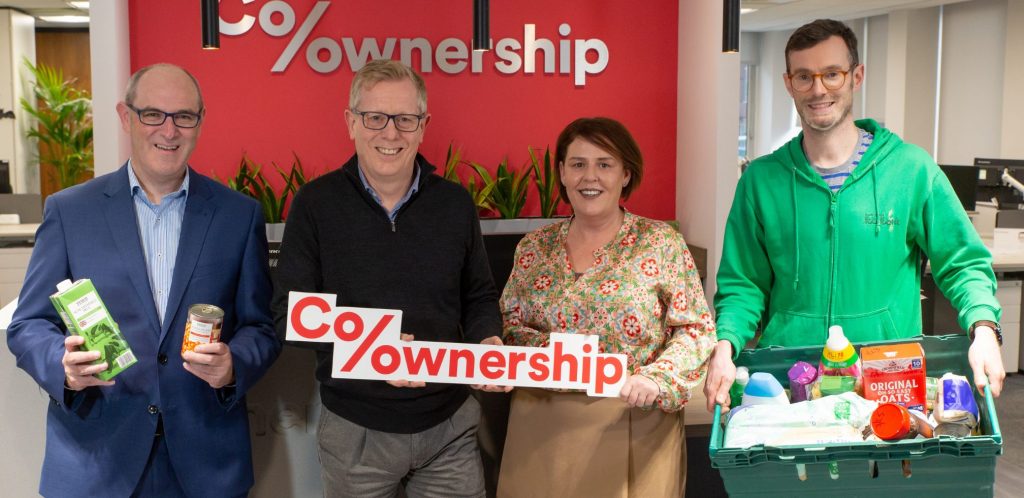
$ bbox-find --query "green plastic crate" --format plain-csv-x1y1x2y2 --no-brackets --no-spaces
708,334,1002,497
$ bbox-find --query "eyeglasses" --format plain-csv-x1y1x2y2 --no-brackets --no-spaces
351,110,425,132
787,66,855,92
126,104,203,129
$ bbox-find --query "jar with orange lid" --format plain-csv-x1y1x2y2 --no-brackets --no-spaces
870,403,933,440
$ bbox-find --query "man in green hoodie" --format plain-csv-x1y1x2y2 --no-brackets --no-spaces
705,19,1006,412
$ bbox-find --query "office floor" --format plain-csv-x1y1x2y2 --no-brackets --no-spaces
994,373,1023,498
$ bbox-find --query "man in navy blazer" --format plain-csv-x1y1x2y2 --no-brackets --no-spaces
6,63,280,497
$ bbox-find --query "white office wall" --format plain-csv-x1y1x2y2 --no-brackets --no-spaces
676,0,739,301
937,0,1007,164
0,10,36,194
864,15,889,124
1002,0,1024,159
903,6,941,157
750,28,799,159
89,0,130,175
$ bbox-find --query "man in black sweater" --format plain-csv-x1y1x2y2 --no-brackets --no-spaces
272,59,504,497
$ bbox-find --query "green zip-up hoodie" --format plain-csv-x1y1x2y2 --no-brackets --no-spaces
714,119,999,357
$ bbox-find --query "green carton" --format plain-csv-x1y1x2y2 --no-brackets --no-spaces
709,334,1001,497
50,278,137,381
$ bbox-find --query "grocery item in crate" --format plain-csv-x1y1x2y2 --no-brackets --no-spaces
815,375,856,397
869,403,934,440
926,376,938,412
787,361,817,402
861,342,927,412
741,372,789,406
724,392,878,448
729,366,750,408
935,373,979,430
50,278,137,381
818,326,862,384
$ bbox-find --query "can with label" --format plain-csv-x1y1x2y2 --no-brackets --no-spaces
181,304,224,354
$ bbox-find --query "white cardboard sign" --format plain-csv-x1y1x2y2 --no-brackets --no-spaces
286,292,628,396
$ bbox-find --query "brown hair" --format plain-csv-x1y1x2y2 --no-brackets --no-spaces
785,19,859,73
554,117,643,201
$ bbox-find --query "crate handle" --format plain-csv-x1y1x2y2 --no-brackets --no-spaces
709,403,723,456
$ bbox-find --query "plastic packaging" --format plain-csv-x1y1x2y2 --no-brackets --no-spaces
787,361,817,402
935,373,979,430
742,372,790,406
724,392,878,448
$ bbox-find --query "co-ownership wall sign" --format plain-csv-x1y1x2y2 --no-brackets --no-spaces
220,0,610,86
287,292,627,396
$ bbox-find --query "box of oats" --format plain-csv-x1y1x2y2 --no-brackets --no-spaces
50,279,137,381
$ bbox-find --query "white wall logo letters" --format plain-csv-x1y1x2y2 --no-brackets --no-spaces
219,0,610,86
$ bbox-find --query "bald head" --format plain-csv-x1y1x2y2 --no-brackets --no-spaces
124,63,204,111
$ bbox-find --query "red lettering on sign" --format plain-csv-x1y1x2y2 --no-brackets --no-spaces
528,353,550,382
507,352,527,380
552,341,578,382
595,356,623,395
480,351,506,380
371,345,400,375
291,296,331,339
449,349,475,377
403,346,446,376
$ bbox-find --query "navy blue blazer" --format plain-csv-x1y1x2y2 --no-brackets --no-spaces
7,164,280,497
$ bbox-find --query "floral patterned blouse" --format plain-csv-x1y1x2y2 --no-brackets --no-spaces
501,212,717,412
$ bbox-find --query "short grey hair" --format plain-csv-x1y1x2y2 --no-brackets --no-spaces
124,63,204,110
349,59,427,114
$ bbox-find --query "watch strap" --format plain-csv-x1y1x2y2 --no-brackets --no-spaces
968,320,1003,346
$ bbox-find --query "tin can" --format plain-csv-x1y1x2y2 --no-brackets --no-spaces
181,304,224,354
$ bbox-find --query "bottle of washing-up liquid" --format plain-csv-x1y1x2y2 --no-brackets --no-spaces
741,372,790,406
728,366,750,408
818,325,862,393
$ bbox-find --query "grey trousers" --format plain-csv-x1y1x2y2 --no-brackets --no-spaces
317,396,486,498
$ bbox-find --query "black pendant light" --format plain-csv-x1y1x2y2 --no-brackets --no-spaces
473,0,491,52
202,0,219,50
723,0,740,53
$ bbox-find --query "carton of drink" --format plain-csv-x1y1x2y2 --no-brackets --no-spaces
861,342,927,413
50,279,137,381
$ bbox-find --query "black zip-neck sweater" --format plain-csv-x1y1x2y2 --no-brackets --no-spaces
272,154,501,433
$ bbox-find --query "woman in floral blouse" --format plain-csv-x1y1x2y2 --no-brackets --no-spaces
497,117,716,497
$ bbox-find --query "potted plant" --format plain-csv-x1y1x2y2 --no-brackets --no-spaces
20,59,93,191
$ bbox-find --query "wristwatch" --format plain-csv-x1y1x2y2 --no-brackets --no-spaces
968,320,1003,346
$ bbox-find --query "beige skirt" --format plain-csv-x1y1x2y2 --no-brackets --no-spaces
497,388,686,498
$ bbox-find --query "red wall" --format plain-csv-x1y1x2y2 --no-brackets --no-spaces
129,0,677,219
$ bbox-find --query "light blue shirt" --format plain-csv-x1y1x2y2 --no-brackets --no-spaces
357,162,420,222
128,161,189,326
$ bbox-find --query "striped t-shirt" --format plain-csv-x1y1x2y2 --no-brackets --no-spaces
811,127,874,191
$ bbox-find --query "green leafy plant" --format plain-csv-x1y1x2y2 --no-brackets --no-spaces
475,157,529,219
444,142,495,213
225,153,313,223
529,146,560,218
20,59,93,190
443,142,462,183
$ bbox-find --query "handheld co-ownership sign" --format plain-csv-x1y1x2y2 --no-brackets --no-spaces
287,292,628,396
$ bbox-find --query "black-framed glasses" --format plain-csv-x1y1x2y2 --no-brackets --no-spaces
126,104,203,128
787,66,855,92
351,110,425,132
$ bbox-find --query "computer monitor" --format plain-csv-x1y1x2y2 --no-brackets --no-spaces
939,164,978,211
974,157,1024,208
